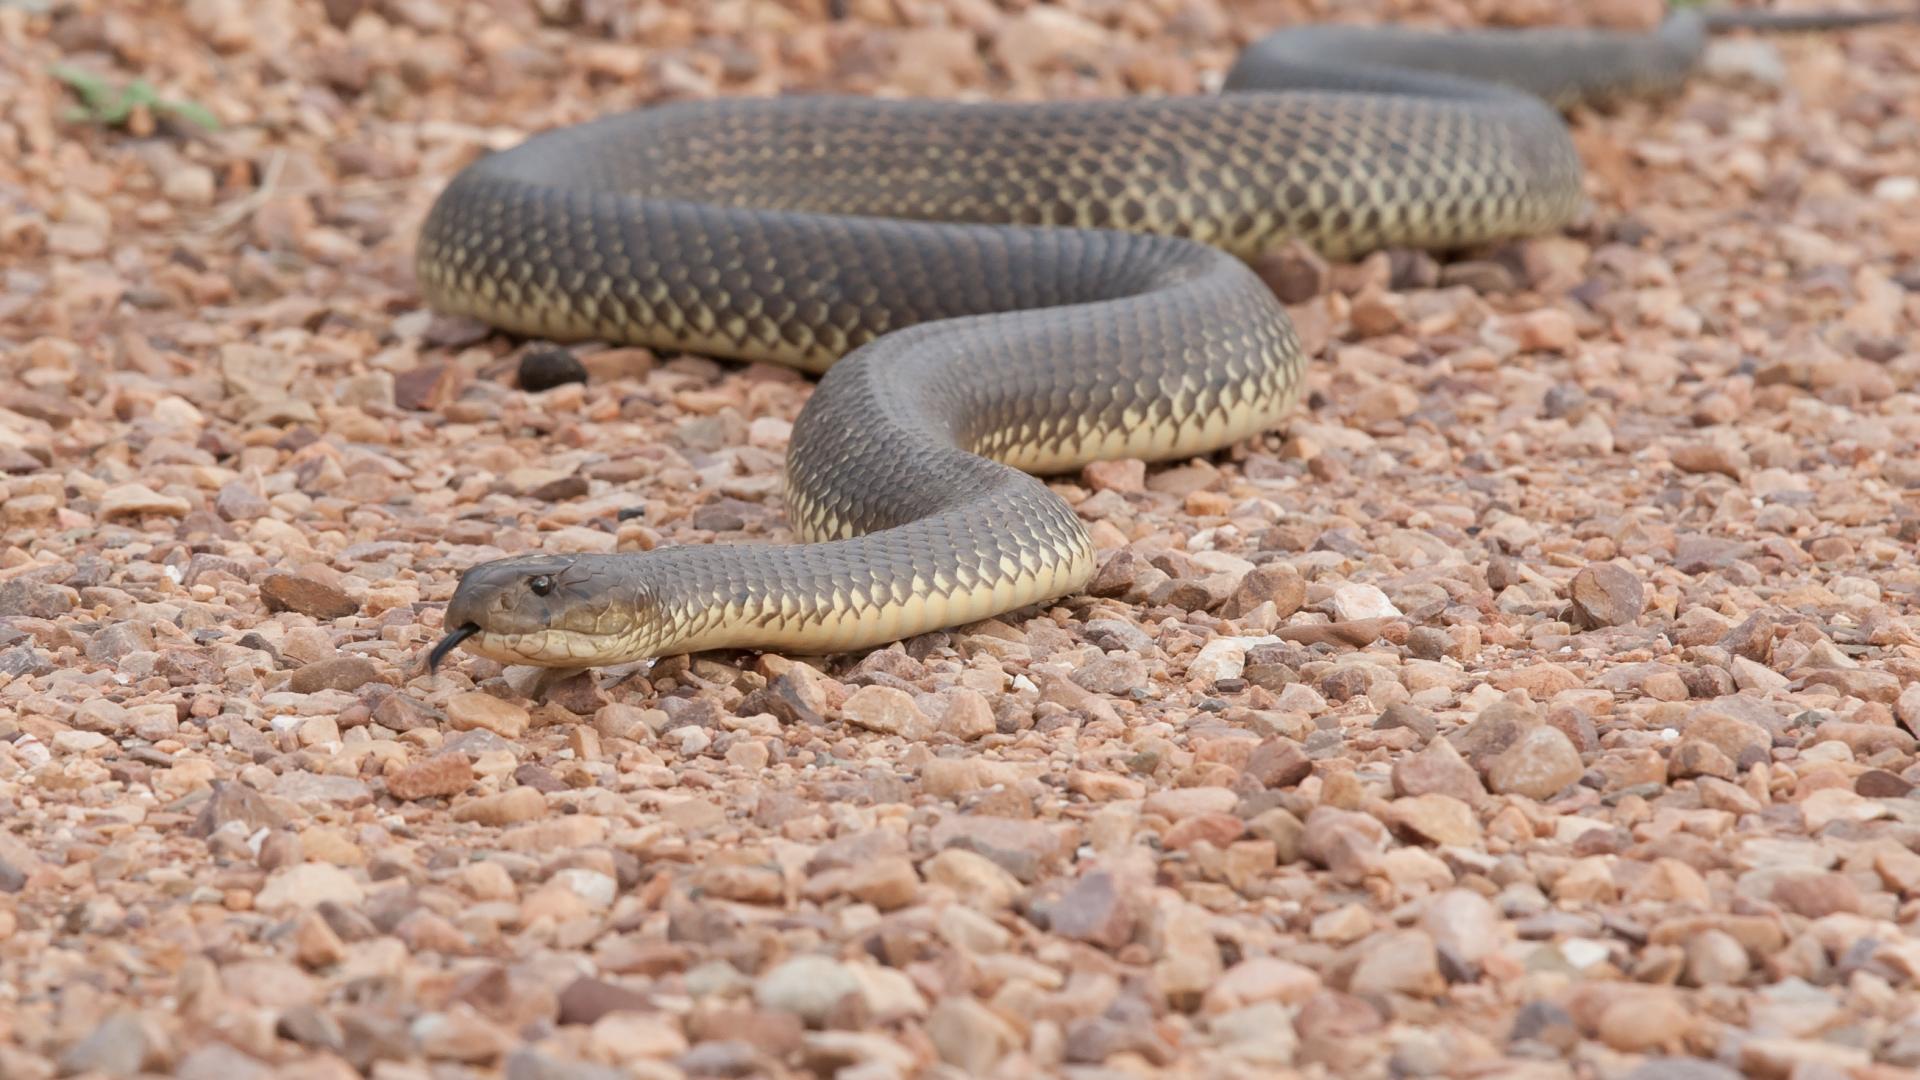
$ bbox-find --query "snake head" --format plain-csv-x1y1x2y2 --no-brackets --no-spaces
431,553,665,670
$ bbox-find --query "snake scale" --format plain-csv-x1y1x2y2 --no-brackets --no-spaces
424,6,1908,674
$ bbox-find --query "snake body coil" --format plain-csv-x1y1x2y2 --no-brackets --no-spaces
421,10,1890,671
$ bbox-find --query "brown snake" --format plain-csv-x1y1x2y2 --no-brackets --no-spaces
422,7,1910,675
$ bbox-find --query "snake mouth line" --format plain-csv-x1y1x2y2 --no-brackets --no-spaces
428,623,480,673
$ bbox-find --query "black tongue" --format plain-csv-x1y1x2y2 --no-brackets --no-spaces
428,624,480,673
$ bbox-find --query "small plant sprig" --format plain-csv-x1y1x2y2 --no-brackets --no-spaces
52,64,220,134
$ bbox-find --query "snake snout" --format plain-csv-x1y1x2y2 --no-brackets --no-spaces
432,553,673,668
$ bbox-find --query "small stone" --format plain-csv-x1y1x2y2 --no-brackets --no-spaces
1254,241,1330,303
1201,957,1322,1015
1082,458,1145,494
557,976,654,1026
1374,703,1436,743
1422,888,1501,965
1669,739,1736,781
1241,738,1311,789
1454,699,1536,768
1087,549,1142,597
1348,931,1444,998
1330,582,1401,621
1144,785,1238,821
927,997,1017,1074
993,4,1108,73
99,482,192,518
395,362,462,410
191,780,286,837
938,688,995,741
1387,794,1480,847
1392,737,1485,801
519,348,588,391
0,580,77,618
1704,37,1787,86
259,569,361,619
1622,1060,1742,1080
840,684,925,736
292,910,346,969
452,786,547,826
924,849,1022,911
1684,709,1771,763
761,664,831,726
1486,726,1583,799
256,862,365,912
215,481,271,520
1222,564,1305,619
1512,308,1577,352
161,163,217,205
1597,991,1691,1052
1857,770,1913,798
754,955,860,1025
1671,441,1749,479
1770,873,1861,918
843,857,919,911
1072,654,1145,695
446,692,529,739
288,656,379,694
1037,869,1133,949
387,752,474,800
1301,806,1388,884
413,1007,513,1063
1685,929,1750,986
59,1011,147,1077
1568,563,1645,628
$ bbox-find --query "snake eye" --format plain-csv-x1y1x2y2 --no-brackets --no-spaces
528,574,554,596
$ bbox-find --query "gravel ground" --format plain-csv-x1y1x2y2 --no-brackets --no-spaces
4,0,1920,1077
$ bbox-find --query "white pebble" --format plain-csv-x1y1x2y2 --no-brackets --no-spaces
1331,583,1402,621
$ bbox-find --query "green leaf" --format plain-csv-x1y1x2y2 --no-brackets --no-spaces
50,64,219,132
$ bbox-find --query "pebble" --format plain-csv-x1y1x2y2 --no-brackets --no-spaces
1201,957,1321,1015
1486,726,1583,799
927,997,1017,1074
1568,562,1645,628
1770,873,1861,918
452,787,547,826
938,688,995,741
1144,785,1238,821
1348,930,1444,998
518,347,588,391
1037,869,1133,948
446,692,530,739
753,955,861,1025
1392,737,1485,801
97,482,191,518
1685,929,1750,986
387,752,474,800
259,568,362,619
256,862,364,912
288,656,379,693
840,684,925,736
59,1011,147,1077
1241,738,1311,789
1422,888,1501,965
1330,582,1401,621
1387,794,1480,847
1596,990,1691,1052
924,849,1022,911
1302,806,1387,884
1223,563,1305,618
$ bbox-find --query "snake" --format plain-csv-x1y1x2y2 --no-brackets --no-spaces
422,6,1910,675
